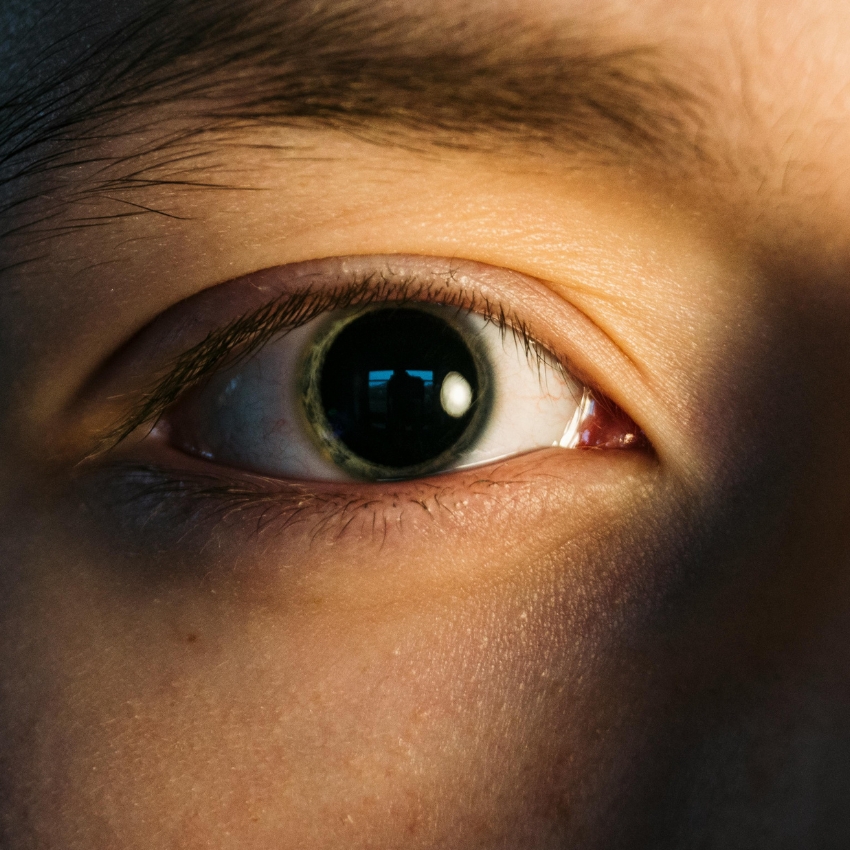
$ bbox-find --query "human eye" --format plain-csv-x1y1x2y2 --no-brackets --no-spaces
165,277,646,483
168,298,590,483
75,254,648,540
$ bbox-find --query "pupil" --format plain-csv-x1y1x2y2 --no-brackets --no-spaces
318,307,482,473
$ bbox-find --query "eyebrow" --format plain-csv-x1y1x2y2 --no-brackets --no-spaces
0,0,708,229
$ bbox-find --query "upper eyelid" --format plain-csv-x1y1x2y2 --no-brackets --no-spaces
95,264,573,454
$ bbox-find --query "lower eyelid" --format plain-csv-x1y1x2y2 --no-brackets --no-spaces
76,437,657,582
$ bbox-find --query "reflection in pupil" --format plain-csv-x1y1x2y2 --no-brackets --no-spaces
319,308,480,470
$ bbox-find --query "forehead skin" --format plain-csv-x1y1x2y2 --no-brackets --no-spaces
1,1,850,849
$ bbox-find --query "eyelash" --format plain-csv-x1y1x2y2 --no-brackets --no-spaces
103,268,570,451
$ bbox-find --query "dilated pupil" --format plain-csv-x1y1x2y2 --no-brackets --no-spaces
319,308,480,470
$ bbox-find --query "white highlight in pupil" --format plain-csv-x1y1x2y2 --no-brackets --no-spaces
440,371,473,418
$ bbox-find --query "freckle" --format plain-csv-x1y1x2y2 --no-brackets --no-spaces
186,633,198,643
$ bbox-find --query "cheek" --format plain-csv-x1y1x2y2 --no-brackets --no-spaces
0,558,662,848
0,452,695,849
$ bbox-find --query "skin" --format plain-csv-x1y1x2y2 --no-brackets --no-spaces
2,0,850,847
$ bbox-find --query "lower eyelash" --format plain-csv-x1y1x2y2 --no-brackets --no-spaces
95,462,370,543
83,459,521,550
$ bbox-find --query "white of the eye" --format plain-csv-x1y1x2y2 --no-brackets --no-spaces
450,315,583,469
175,322,353,481
440,371,473,418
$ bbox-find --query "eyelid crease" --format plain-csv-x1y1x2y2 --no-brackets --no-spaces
93,267,574,457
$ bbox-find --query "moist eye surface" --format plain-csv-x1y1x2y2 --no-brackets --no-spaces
302,305,492,479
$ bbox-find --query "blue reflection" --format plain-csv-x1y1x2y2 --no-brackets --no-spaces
369,369,434,384
368,370,394,384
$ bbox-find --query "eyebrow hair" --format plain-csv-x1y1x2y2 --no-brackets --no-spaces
0,0,708,234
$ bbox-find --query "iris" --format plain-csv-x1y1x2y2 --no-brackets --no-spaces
304,307,490,478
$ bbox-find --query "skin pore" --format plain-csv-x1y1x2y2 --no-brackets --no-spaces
2,1,850,848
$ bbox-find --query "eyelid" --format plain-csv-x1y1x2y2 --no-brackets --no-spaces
70,254,648,462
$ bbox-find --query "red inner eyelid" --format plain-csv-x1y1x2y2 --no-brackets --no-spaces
576,394,648,450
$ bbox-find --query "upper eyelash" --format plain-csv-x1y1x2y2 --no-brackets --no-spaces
99,267,569,452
